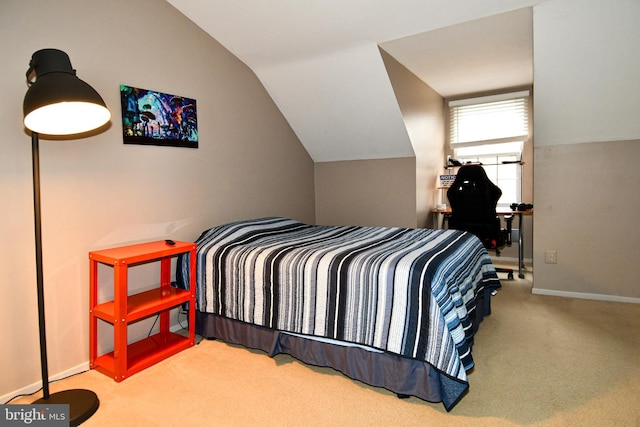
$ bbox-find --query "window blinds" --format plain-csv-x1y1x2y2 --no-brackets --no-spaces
449,91,529,145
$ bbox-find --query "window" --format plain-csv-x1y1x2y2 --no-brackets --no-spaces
448,90,530,207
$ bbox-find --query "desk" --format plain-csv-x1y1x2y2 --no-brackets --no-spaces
431,208,532,279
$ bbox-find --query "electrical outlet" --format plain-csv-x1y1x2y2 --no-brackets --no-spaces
545,250,557,264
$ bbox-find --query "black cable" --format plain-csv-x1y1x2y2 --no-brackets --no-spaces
177,307,189,331
7,310,193,404
147,314,160,337
2,368,91,404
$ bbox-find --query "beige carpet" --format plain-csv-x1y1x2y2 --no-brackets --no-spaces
12,268,640,426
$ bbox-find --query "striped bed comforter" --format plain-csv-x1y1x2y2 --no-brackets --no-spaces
184,217,500,387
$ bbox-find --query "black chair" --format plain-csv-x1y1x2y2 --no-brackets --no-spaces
446,165,514,280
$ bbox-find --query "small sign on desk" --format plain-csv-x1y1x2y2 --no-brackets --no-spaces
439,174,456,188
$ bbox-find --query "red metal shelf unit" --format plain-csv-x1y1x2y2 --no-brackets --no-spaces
89,240,196,382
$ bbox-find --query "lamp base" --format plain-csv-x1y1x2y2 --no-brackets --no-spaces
34,389,99,426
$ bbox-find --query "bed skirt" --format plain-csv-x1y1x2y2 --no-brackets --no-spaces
194,287,492,411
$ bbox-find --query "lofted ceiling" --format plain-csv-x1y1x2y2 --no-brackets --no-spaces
166,0,537,162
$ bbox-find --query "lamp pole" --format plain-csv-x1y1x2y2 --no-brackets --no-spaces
31,130,50,400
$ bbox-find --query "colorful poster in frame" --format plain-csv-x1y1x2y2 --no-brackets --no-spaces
120,84,198,148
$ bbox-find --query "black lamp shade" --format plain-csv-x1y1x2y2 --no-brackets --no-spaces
23,49,110,135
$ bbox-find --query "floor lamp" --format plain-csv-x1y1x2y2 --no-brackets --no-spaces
23,49,111,426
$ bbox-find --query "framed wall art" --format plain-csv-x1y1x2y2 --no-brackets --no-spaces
120,84,198,148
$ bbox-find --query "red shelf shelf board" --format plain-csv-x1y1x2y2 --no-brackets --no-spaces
92,287,191,323
92,331,193,381
89,240,195,266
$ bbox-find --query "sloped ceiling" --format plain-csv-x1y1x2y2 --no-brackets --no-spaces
166,0,537,162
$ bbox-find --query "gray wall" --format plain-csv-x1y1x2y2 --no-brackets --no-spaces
0,0,314,400
315,157,417,228
381,48,445,229
314,49,446,230
532,0,640,301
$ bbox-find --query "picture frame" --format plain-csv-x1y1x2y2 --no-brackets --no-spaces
120,84,198,148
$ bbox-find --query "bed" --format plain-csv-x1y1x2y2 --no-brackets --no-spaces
176,217,500,411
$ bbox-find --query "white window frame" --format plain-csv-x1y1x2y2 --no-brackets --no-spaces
448,90,530,208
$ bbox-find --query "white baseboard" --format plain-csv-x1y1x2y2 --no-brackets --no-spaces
490,256,533,265
3,319,189,405
532,288,640,304
1,361,89,405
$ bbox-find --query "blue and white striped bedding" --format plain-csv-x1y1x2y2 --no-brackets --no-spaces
183,217,500,394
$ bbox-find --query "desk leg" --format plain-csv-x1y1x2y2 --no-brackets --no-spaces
432,212,440,229
517,213,525,278
431,212,451,229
